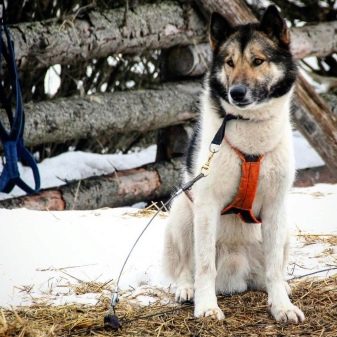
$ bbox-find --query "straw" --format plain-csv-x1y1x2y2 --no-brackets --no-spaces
1,275,336,337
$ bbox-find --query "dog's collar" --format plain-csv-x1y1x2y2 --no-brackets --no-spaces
210,113,249,152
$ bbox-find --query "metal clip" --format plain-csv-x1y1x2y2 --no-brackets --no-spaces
200,151,216,176
111,291,119,308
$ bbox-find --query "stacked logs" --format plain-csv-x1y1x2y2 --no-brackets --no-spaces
1,0,337,210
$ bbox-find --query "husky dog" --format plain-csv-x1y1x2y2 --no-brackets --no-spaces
163,6,305,323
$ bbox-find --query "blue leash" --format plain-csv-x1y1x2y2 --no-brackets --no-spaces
0,4,40,194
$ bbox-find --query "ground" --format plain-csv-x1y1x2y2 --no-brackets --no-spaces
0,138,335,336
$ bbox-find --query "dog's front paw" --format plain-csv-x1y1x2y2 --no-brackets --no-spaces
175,285,194,303
270,303,305,323
194,304,224,320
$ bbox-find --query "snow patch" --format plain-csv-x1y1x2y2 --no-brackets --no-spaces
0,145,157,200
0,183,336,307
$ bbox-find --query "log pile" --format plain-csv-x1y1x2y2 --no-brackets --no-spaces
1,0,337,210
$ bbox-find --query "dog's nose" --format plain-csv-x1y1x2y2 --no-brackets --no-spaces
229,85,247,102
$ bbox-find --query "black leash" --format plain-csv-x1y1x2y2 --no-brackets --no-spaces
0,1,40,194
104,113,244,330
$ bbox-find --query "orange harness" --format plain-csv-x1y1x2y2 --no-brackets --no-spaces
183,113,264,224
220,145,263,224
185,142,263,224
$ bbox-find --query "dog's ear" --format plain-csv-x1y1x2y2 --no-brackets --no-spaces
260,5,290,47
209,13,232,49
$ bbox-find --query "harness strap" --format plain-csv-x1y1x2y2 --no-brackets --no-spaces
0,13,40,194
184,113,263,224
221,143,263,224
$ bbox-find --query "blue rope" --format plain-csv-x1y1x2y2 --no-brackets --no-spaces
0,6,40,195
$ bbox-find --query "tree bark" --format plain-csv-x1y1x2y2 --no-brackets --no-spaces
163,22,337,77
293,75,337,174
161,44,212,78
23,82,200,147
295,165,337,187
290,21,337,59
10,2,206,70
0,159,184,210
197,0,337,177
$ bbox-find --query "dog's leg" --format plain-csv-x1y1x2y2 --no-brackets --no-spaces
283,237,292,296
193,205,224,320
163,195,194,303
262,202,305,323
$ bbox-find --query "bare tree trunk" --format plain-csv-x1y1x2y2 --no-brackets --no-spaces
23,82,200,147
10,2,206,70
196,0,337,177
293,75,337,174
0,159,184,210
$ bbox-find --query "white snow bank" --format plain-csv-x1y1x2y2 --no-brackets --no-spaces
0,183,336,307
0,145,157,200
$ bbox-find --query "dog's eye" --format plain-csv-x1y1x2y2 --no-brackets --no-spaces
253,58,264,66
226,59,234,67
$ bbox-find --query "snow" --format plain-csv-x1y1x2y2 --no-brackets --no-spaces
0,183,336,308
293,130,324,169
289,183,337,234
0,145,157,201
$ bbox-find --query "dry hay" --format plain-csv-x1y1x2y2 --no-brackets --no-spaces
298,234,337,247
125,202,168,218
0,275,336,337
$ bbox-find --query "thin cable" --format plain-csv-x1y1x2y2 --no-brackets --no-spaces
101,199,171,291
102,173,206,292
288,267,337,281
116,194,175,288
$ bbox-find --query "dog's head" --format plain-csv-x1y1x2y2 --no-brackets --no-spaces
209,6,297,111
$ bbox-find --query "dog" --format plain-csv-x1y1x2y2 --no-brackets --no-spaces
163,5,305,323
